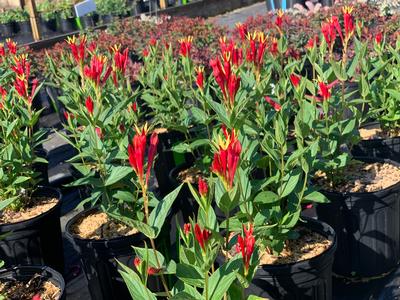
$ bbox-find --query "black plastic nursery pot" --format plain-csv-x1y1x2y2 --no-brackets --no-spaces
39,18,58,37
316,157,400,278
352,122,400,163
14,21,32,37
100,14,114,25
65,207,148,300
154,130,193,196
0,187,64,274
59,18,77,33
0,23,15,38
0,265,66,300
80,15,94,29
248,217,337,300
169,162,199,222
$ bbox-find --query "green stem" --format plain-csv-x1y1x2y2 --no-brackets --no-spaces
205,269,209,300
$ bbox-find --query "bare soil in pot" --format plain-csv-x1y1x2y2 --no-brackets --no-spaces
314,160,400,193
359,123,400,140
0,273,60,300
0,197,58,225
70,210,138,239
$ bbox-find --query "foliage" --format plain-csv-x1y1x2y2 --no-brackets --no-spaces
95,0,129,16
55,0,75,19
37,0,58,21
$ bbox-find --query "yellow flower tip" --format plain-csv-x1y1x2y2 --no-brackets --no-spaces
277,9,284,17
342,6,354,14
195,66,204,73
66,36,76,45
111,44,121,53
219,36,227,44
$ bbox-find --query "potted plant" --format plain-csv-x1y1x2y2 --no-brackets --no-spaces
12,8,32,39
37,0,58,37
301,7,400,279
56,0,77,33
0,10,15,39
95,0,129,23
352,34,400,162
0,43,64,273
46,36,181,299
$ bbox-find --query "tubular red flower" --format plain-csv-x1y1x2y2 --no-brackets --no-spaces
194,224,211,251
246,32,267,69
95,127,103,139
265,96,282,111
66,35,87,65
84,55,109,86
149,37,157,47
236,223,255,275
146,132,159,186
112,45,129,77
198,177,208,198
183,223,191,236
0,43,5,57
12,54,30,78
321,19,337,48
134,257,141,269
375,32,383,44
342,6,354,39
178,36,193,57
85,96,94,115
275,9,284,29
290,74,301,88
195,66,204,90
211,127,242,189
14,75,28,100
142,48,149,57
270,38,278,56
236,22,248,41
6,39,17,55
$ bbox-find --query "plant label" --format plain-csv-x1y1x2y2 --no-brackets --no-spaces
75,0,96,17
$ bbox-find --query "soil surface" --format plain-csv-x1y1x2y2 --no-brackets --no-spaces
360,124,400,140
177,167,202,184
259,228,332,265
0,197,58,224
315,161,400,193
71,211,138,239
0,273,61,300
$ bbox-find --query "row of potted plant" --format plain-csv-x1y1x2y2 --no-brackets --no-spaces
1,3,400,300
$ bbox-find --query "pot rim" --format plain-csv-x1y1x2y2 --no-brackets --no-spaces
65,206,144,244
0,265,65,299
0,186,62,230
318,156,400,197
257,216,337,271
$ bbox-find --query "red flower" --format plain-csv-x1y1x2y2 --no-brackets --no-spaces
32,294,41,300
236,223,255,276
342,6,354,39
111,45,129,86
6,39,17,55
211,126,242,190
130,102,137,112
317,80,339,102
134,257,141,269
210,57,241,110
95,127,103,139
265,96,281,111
275,9,284,29
0,43,5,56
12,54,31,77
375,32,383,44
198,177,208,198
128,125,159,186
305,35,319,50
290,74,301,88
14,75,27,99
183,223,191,235
149,37,157,47
246,32,267,69
84,55,111,86
142,48,150,57
219,37,243,67
178,36,193,57
66,35,87,65
194,224,211,251
85,96,94,115
236,22,248,41
270,38,278,56
321,18,337,48
133,257,160,275
195,66,204,90
147,267,160,275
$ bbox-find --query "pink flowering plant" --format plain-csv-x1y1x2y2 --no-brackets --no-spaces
0,42,47,211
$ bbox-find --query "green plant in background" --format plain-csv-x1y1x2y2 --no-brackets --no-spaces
95,0,129,16
11,8,30,22
37,0,57,21
56,0,75,19
0,50,47,211
0,10,15,24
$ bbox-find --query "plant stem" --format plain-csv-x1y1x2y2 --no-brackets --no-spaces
225,211,230,250
205,269,209,300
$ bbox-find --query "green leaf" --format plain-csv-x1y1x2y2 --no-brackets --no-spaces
253,191,279,204
107,211,156,238
303,191,328,203
0,197,17,211
117,260,157,300
171,292,199,300
207,259,240,300
133,246,166,268
149,184,183,238
278,168,302,199
105,166,132,186
176,263,205,287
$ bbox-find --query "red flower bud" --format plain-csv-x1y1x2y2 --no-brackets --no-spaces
6,38,17,55
183,223,191,235
195,66,204,90
85,96,94,115
265,96,282,111
375,32,383,44
290,74,301,88
198,177,208,197
142,48,149,57
95,127,103,139
178,36,193,57
194,224,211,251
236,223,255,276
